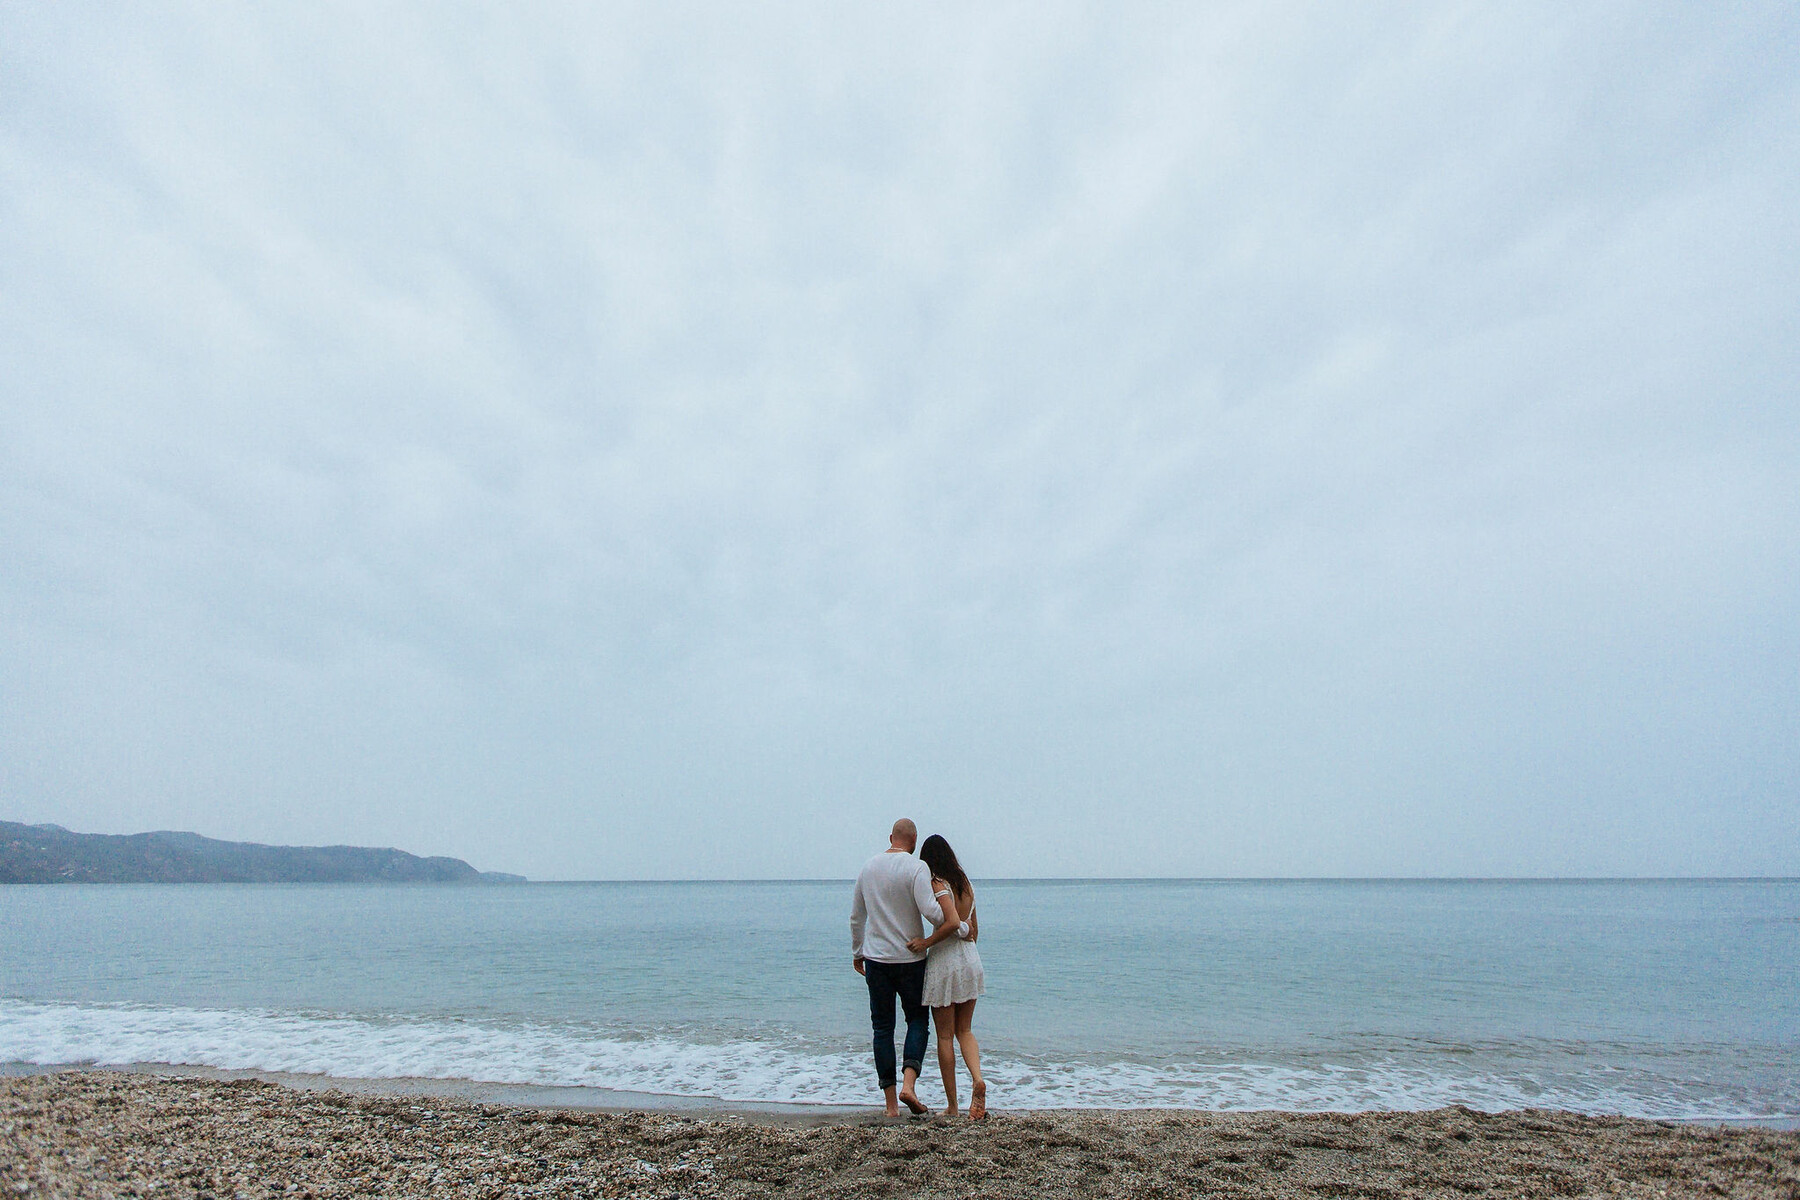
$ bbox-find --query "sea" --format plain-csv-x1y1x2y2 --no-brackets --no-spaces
1,879,1795,1121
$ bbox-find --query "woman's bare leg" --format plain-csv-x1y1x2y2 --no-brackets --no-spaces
931,1006,959,1115
954,999,985,1118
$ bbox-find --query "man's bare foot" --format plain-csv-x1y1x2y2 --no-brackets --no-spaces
897,1088,930,1115
969,1079,987,1119
885,1102,902,1117
943,1106,959,1117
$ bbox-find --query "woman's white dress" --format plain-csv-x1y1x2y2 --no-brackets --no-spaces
921,893,985,1007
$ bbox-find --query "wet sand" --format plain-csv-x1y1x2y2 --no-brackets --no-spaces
5,1070,1798,1198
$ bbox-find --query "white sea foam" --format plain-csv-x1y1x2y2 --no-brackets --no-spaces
0,999,1783,1120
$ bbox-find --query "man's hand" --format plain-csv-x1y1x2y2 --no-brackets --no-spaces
853,956,866,976
906,937,928,953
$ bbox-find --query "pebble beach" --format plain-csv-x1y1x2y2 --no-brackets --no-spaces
5,1071,1798,1199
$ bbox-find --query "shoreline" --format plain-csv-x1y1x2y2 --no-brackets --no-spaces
6,1070,1799,1199
7,1059,1799,1131
2,1061,860,1124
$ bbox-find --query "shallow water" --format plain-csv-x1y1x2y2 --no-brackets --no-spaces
1,879,1794,1117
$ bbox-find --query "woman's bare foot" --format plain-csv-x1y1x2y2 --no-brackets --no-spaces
969,1079,987,1119
897,1087,930,1115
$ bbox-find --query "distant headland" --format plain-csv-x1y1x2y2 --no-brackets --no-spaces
0,821,526,884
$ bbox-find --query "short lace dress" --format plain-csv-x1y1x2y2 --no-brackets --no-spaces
921,889,985,1007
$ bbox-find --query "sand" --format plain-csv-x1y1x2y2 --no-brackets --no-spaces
4,1071,1797,1198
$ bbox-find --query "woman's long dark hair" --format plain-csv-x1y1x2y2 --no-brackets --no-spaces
918,834,970,903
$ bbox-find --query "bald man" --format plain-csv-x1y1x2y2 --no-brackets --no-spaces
850,817,945,1116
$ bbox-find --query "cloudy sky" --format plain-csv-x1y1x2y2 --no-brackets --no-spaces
3,3,1796,879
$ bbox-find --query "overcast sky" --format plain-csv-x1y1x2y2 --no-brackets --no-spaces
3,3,1796,879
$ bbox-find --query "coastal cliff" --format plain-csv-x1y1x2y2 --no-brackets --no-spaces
0,821,522,884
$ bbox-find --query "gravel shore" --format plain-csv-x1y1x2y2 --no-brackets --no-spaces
4,1071,1797,1198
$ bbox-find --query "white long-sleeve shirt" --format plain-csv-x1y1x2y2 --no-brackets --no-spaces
850,850,944,964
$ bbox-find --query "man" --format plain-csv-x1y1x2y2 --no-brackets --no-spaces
850,817,944,1116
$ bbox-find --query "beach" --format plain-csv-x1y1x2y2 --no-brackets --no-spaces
6,1071,1798,1199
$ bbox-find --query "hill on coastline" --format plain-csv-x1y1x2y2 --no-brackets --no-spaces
0,821,525,884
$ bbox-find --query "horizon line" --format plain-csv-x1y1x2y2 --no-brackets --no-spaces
508,874,1800,884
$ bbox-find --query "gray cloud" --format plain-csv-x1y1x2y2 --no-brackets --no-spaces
3,2,1797,878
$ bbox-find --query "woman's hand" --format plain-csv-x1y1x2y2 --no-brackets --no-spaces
906,936,929,953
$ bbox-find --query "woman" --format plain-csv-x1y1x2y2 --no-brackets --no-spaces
908,833,987,1118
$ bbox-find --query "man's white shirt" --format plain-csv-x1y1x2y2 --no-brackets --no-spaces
850,851,945,964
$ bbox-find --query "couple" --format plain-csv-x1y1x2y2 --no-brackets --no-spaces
849,818,986,1118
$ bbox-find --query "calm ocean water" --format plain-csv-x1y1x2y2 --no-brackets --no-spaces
1,880,1794,1118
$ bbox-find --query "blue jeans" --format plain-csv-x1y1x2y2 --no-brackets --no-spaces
863,957,930,1090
